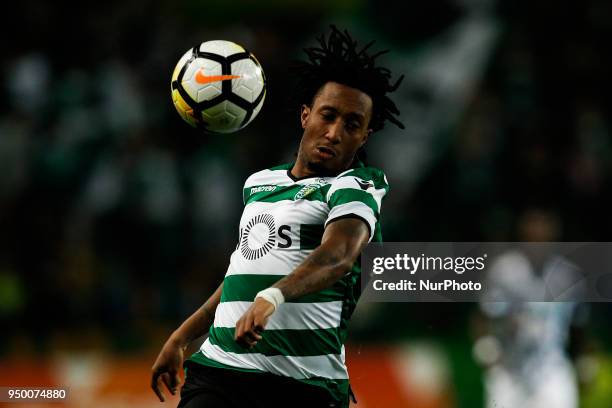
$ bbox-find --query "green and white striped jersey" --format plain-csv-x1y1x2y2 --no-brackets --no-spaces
190,161,389,400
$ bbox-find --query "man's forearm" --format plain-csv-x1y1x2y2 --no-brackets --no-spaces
169,283,223,347
271,218,369,301
272,244,352,301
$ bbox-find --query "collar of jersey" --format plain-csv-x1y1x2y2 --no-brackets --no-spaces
285,158,365,182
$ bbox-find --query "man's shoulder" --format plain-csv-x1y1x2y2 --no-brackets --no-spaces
335,165,389,190
244,163,293,188
267,163,293,172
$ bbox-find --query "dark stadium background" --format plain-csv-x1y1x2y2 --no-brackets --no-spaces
1,0,612,406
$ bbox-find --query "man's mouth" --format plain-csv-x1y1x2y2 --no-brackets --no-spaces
316,146,336,159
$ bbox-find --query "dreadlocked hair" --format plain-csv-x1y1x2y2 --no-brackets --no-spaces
292,25,404,133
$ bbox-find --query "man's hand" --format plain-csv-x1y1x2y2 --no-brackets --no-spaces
150,283,222,402
234,297,276,349
151,337,185,402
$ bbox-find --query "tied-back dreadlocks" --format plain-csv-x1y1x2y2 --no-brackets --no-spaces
292,25,404,133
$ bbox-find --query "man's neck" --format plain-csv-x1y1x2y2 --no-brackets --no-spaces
291,157,361,180
290,160,316,179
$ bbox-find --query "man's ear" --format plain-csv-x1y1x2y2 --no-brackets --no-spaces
300,105,311,129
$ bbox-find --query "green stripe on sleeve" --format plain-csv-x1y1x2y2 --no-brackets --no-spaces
338,167,389,192
328,188,379,215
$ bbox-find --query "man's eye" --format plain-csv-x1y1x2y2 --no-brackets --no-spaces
321,113,335,121
346,122,360,130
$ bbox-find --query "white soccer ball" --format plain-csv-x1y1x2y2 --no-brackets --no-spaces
170,40,266,134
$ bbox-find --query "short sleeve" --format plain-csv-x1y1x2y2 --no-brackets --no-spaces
325,167,389,242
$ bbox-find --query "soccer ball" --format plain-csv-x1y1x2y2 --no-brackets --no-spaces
170,40,266,133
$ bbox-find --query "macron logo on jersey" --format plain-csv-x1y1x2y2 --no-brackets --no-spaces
250,185,277,195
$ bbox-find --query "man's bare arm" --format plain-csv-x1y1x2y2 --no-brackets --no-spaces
151,282,223,402
274,217,369,300
234,217,369,348
169,282,223,347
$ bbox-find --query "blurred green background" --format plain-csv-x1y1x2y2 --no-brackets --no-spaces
1,0,612,406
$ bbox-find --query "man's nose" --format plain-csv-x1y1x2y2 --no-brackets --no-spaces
325,120,342,143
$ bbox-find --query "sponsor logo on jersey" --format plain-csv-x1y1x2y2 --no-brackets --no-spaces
240,213,276,260
294,178,328,200
250,185,277,195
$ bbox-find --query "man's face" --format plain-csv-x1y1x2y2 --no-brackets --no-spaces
297,82,373,176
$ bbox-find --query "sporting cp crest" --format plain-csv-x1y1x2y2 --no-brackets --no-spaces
294,178,327,200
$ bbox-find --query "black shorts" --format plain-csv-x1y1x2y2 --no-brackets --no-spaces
178,360,346,408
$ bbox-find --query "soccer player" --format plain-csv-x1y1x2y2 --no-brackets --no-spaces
476,209,584,408
151,26,403,408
